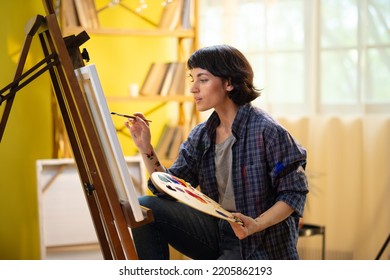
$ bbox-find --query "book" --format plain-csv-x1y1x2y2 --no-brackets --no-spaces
155,124,176,158
158,0,183,30
168,62,186,95
84,0,99,28
139,63,169,96
62,0,80,27
159,62,178,96
181,0,191,29
166,125,184,159
150,172,243,225
74,0,99,28
73,0,88,28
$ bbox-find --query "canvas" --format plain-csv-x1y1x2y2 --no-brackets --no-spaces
74,64,144,222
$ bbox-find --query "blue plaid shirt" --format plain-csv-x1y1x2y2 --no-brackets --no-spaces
149,104,308,259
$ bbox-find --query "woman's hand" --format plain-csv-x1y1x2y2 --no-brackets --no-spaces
125,113,165,174
229,213,261,240
229,202,294,240
125,112,152,152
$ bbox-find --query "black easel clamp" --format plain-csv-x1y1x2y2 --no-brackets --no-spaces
84,182,95,196
81,48,90,62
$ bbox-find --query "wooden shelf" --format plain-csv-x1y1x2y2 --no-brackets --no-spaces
63,26,195,38
107,95,194,103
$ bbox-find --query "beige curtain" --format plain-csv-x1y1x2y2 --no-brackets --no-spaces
277,115,390,259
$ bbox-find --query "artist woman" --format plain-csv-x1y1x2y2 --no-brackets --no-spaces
125,44,308,260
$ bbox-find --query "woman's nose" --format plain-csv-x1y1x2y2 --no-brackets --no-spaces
190,82,198,94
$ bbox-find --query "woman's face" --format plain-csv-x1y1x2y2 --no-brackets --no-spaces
189,67,233,112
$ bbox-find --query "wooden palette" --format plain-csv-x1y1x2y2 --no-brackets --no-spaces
150,172,243,225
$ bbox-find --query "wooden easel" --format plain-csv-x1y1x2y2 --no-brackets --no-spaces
0,1,152,259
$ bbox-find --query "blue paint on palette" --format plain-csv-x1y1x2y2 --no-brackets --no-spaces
158,174,171,183
215,209,229,218
158,174,186,193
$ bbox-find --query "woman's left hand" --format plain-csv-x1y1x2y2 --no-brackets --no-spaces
229,213,261,240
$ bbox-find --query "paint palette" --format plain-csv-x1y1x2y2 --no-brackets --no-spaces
150,172,243,225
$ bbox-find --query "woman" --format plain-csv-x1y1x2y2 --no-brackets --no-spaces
126,45,308,260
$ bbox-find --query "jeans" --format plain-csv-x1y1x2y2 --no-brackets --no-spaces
131,195,242,260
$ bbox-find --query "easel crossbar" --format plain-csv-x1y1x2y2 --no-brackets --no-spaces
0,54,58,102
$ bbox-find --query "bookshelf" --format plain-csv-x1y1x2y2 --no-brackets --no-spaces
59,0,200,166
60,0,196,38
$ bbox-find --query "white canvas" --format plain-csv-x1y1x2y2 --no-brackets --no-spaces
74,64,144,222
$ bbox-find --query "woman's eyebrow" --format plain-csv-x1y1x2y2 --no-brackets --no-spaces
196,72,210,78
189,71,210,79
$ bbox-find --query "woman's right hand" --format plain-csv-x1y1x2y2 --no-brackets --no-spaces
125,112,152,152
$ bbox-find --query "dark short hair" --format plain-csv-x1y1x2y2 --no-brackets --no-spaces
187,45,261,105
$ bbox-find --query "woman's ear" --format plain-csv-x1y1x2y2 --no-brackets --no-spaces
225,78,234,91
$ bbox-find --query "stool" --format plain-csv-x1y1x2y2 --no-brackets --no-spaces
299,223,326,260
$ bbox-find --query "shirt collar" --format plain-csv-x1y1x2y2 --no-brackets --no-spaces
231,103,252,138
205,103,253,140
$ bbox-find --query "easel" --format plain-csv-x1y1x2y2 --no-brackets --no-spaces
0,1,152,259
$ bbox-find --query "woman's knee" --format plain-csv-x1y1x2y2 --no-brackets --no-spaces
138,195,158,208
138,195,174,217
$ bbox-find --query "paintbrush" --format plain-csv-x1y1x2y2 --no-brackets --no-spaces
110,112,152,122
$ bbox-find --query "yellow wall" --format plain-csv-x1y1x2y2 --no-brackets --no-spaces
0,0,178,259
0,0,51,260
